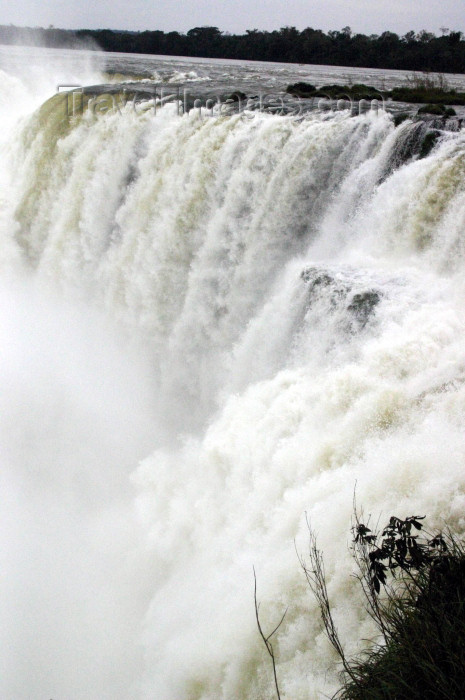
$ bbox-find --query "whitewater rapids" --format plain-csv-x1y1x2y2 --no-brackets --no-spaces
1,57,465,700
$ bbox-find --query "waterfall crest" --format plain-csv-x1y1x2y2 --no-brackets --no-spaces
2,81,465,699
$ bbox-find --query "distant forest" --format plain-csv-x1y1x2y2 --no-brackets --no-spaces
1,24,465,73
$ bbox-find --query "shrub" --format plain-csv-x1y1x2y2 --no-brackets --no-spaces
285,82,316,96
301,511,465,700
403,71,451,92
417,103,447,115
391,87,465,104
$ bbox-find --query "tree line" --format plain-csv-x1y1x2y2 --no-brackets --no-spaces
1,24,465,73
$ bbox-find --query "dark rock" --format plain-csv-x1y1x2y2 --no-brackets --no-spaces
380,121,426,181
347,291,381,327
223,91,247,102
301,267,382,329
393,112,411,127
301,268,333,286
419,130,440,159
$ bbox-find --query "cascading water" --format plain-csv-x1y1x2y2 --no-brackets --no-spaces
1,53,465,700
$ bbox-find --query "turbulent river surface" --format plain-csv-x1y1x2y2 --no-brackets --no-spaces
1,44,465,700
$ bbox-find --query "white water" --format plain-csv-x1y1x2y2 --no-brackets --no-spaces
1,50,465,700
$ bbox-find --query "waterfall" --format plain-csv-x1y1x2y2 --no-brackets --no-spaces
1,63,465,700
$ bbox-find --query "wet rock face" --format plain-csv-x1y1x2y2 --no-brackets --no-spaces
382,116,461,182
381,121,428,181
419,130,440,159
347,290,381,327
301,269,335,289
301,266,382,331
301,267,348,306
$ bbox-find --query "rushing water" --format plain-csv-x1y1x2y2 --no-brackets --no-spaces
1,45,465,700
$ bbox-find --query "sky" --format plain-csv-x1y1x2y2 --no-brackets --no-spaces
0,0,462,37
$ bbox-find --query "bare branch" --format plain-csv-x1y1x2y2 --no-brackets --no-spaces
297,515,359,686
253,566,286,700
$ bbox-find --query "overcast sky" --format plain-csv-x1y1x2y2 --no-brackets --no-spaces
0,0,462,36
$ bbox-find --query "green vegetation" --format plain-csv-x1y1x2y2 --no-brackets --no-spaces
285,82,317,97
392,87,465,104
286,83,384,99
391,71,465,104
417,103,449,114
256,510,465,700
287,74,465,106
417,103,456,115
2,24,465,73
302,513,465,700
